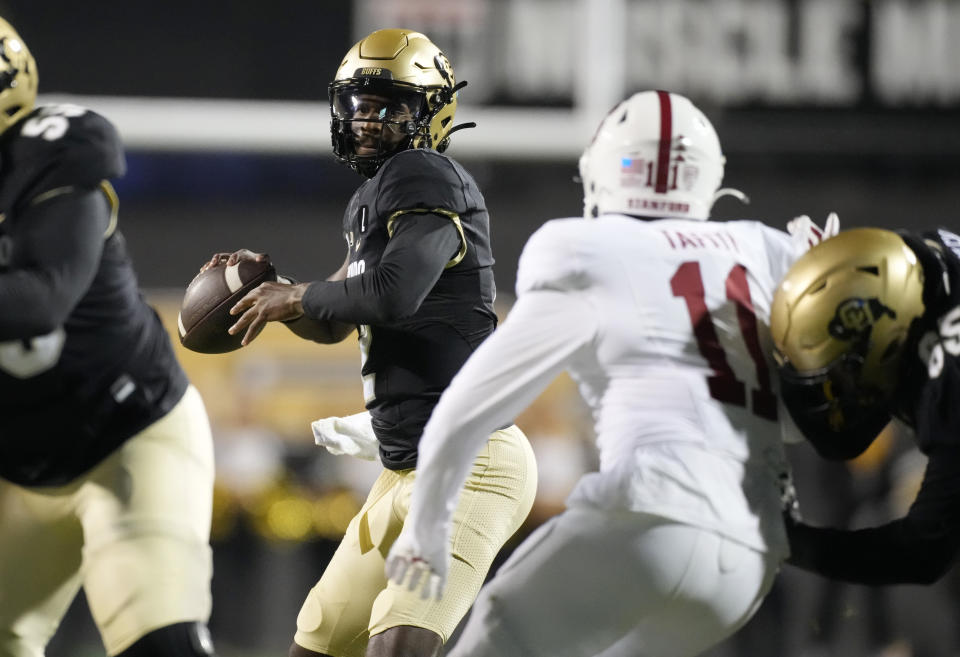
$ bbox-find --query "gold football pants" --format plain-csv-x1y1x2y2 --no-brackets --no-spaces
293,424,537,657
0,386,214,657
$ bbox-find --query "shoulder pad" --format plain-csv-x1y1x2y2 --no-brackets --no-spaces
900,230,959,309
516,218,592,296
375,149,468,216
0,104,126,213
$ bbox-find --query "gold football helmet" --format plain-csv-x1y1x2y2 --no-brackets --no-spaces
328,29,473,177
0,18,37,136
771,228,926,457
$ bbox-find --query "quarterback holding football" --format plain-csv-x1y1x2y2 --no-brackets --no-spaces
204,29,537,657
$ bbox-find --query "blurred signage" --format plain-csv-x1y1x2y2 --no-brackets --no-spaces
357,0,960,107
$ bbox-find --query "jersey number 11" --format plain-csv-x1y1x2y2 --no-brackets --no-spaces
671,261,777,421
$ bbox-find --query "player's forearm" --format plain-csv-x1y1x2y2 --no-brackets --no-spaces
300,264,417,324
0,269,72,338
0,191,107,339
301,214,459,324
786,518,957,585
787,446,960,585
282,314,355,343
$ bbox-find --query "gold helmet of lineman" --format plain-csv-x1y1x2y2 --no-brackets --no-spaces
0,18,37,137
771,228,925,458
328,28,473,177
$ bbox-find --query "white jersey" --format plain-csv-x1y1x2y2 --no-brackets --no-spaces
407,214,799,562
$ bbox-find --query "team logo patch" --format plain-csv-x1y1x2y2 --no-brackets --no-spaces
828,298,896,340
354,67,392,79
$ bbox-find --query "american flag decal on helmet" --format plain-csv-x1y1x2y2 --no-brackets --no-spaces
621,157,645,173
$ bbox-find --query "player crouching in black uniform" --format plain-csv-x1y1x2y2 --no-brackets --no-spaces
0,17,218,657
203,29,537,657
771,227,960,585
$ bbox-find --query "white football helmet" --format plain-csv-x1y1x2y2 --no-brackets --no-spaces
578,90,725,221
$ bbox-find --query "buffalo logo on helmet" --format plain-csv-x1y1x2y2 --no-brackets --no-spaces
827,297,897,341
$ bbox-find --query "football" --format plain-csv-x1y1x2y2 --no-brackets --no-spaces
178,259,277,354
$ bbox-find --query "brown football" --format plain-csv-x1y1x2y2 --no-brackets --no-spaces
178,259,277,354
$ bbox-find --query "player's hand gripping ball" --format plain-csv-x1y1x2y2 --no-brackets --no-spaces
178,259,277,353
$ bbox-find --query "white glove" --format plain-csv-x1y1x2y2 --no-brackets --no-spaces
385,523,449,601
787,212,840,254
311,411,379,460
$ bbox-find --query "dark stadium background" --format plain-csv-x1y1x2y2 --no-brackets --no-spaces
4,1,959,656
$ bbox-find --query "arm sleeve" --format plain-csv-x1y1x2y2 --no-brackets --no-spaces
0,187,110,340
300,212,460,324
405,288,599,546
787,446,960,585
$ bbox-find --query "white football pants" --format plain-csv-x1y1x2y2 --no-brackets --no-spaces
448,507,779,657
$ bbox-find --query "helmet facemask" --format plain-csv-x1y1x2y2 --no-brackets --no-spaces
330,78,430,178
779,318,886,409
776,338,900,460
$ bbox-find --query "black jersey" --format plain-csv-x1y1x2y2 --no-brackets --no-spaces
895,229,960,448
0,105,188,487
342,149,497,469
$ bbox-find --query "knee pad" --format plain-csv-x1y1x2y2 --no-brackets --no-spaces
114,622,215,657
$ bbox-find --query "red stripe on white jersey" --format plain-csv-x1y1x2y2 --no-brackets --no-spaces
655,90,672,194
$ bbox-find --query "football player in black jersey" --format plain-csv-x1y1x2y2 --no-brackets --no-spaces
0,18,218,657
207,29,537,657
771,227,960,585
